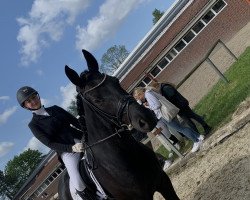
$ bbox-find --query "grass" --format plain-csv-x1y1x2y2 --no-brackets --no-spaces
156,47,250,158
156,145,171,159
194,47,250,129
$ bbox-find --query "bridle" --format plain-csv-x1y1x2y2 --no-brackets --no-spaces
78,74,135,149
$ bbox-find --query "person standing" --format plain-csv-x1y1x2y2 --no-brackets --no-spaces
152,81,212,135
16,86,96,200
133,87,204,153
136,99,181,148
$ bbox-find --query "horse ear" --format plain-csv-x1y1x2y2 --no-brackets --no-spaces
65,65,83,87
82,49,99,72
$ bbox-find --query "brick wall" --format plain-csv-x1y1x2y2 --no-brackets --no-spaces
120,0,250,93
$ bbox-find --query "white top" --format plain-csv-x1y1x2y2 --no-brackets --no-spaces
32,106,50,116
144,90,162,119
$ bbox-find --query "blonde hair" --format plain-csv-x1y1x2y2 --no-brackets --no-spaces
150,80,161,92
133,87,146,99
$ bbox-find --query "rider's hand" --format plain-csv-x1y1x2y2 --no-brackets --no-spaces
72,143,85,152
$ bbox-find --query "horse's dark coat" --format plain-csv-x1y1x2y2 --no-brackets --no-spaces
58,49,180,200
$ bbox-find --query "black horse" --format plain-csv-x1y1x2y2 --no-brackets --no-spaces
59,49,180,200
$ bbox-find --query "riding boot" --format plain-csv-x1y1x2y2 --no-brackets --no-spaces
76,187,97,200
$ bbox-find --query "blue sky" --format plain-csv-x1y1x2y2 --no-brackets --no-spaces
0,0,176,171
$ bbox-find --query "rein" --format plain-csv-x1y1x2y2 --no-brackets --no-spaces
71,124,129,150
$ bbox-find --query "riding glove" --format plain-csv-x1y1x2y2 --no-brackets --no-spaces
72,143,85,152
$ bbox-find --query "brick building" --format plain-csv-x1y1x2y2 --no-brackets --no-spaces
115,0,250,106
14,0,250,199
13,151,64,200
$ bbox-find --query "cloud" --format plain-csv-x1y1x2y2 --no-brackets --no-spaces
24,137,50,154
0,106,18,125
40,98,50,107
17,0,91,66
36,69,44,76
75,0,143,51
60,83,76,109
0,96,10,101
0,142,14,157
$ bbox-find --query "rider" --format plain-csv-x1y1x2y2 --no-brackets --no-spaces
16,86,96,200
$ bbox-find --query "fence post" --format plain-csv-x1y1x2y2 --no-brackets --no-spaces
153,128,184,158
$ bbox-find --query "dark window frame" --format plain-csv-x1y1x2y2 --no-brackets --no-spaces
212,0,226,13
158,58,169,69
150,66,161,77
202,10,215,24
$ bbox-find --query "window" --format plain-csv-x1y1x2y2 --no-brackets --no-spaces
142,77,151,85
40,183,47,190
202,10,215,23
44,180,50,186
134,0,227,90
56,168,62,174
183,30,195,43
34,191,39,197
37,187,43,194
166,54,173,61
48,176,54,182
158,58,169,69
174,40,186,52
52,172,58,178
170,49,177,56
192,21,205,33
212,0,226,13
61,165,66,170
137,82,146,87
150,66,161,77
28,165,66,199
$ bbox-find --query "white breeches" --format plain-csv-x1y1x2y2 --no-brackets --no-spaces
61,152,85,191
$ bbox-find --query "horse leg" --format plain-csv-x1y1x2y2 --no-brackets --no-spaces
156,171,180,200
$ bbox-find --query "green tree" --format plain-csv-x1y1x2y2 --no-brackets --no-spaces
152,9,164,25
100,45,129,75
67,95,78,117
0,149,44,199
0,170,12,199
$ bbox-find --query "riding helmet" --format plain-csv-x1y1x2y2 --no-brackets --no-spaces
16,86,38,107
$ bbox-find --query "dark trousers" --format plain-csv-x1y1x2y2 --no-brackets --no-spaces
178,106,210,133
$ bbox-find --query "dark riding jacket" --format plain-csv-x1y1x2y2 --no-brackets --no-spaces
28,105,83,155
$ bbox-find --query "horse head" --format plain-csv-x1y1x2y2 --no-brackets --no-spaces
65,49,157,133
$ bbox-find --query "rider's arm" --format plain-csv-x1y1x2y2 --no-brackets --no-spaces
29,123,73,153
